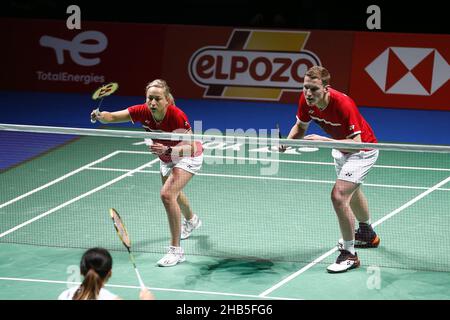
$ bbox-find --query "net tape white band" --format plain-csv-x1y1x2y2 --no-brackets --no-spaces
1,123,450,153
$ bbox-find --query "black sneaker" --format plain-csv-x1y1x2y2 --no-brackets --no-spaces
355,223,380,248
327,249,360,273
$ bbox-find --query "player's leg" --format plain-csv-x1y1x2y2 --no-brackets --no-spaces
160,168,193,245
173,155,203,240
162,174,201,240
177,191,194,220
331,179,359,242
351,188,380,248
327,179,361,273
157,168,193,267
178,191,202,240
161,174,193,219
348,149,380,248
350,187,369,222
328,149,379,272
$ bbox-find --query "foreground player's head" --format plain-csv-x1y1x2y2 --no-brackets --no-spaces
73,247,113,300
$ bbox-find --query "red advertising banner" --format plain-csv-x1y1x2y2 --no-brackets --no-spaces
0,18,166,96
162,26,354,103
349,32,450,111
4,18,447,110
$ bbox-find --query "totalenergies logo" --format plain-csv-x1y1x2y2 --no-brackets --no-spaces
188,29,321,101
40,31,108,66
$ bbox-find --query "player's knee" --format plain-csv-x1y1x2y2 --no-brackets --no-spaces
331,187,348,207
160,189,175,203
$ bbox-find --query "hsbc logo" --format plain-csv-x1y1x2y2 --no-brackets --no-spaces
365,47,450,96
188,29,321,101
39,31,108,66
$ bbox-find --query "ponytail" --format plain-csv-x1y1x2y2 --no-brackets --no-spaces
72,269,104,300
72,247,112,300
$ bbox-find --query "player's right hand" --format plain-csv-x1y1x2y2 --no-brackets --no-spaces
90,109,101,123
139,288,155,300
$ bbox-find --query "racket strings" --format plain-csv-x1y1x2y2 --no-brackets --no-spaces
92,82,119,100
111,213,131,248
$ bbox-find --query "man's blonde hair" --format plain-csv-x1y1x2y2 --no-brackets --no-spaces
305,66,331,86
145,79,172,99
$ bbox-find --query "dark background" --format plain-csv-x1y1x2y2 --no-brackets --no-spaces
2,0,449,34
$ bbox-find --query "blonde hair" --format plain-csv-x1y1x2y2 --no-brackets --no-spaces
145,79,172,100
168,93,175,105
305,66,331,86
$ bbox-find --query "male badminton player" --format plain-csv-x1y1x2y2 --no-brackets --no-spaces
90,79,203,267
280,66,380,273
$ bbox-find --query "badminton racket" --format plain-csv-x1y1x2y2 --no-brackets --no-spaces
90,82,119,123
276,123,291,151
109,208,146,290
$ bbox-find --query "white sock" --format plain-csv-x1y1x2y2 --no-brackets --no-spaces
343,240,356,255
359,219,371,225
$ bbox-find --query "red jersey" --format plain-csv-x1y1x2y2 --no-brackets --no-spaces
128,104,203,163
296,88,377,143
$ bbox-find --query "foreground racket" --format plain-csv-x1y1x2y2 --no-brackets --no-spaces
109,208,146,289
276,123,291,151
90,82,119,123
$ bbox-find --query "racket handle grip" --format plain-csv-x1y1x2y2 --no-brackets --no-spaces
90,108,100,124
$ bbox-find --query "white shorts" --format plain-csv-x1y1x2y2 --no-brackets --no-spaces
160,154,203,177
332,149,379,184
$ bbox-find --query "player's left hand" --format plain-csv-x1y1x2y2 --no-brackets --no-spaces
149,143,169,155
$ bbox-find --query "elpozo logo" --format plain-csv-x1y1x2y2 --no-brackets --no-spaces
365,47,450,96
188,29,321,101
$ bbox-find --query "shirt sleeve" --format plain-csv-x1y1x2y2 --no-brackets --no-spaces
99,288,119,300
127,104,146,124
57,290,67,300
58,288,74,300
339,98,362,139
171,108,192,133
296,94,312,124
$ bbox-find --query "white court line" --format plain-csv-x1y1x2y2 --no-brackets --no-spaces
118,150,450,172
258,175,450,297
0,151,121,209
2,149,447,211
4,149,444,211
86,167,450,192
120,150,335,165
0,276,298,300
0,159,159,239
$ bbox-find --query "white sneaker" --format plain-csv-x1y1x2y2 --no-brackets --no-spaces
156,246,185,267
327,249,360,273
181,214,202,240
